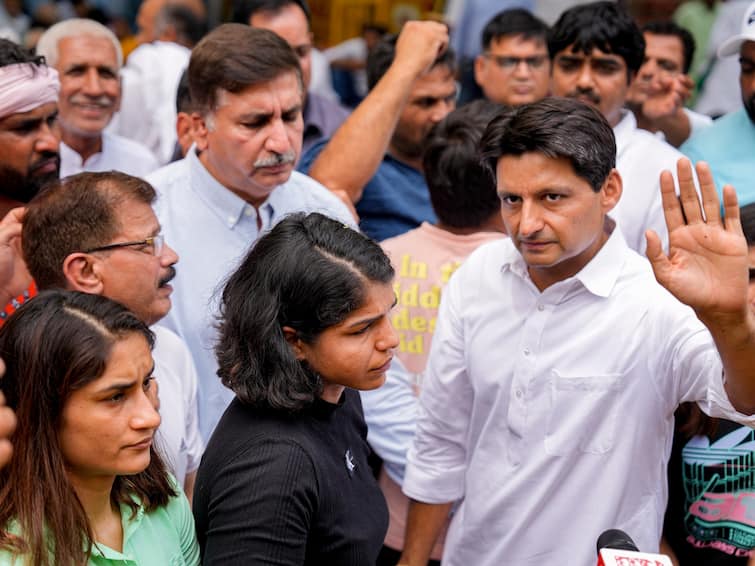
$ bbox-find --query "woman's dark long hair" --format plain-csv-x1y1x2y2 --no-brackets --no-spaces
0,290,176,566
216,212,394,412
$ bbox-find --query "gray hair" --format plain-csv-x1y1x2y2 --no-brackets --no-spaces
36,18,123,69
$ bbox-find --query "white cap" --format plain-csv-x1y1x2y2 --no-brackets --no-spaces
719,1,755,57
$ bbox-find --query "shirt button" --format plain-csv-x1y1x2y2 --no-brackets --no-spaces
227,215,235,224
524,348,530,356
244,207,253,217
515,389,523,399
537,304,545,311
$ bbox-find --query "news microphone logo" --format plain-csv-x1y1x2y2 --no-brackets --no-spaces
596,529,673,566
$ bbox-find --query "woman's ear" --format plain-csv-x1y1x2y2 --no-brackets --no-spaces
282,326,307,361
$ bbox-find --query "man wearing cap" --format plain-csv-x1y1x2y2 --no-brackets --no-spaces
681,1,755,205
0,38,60,217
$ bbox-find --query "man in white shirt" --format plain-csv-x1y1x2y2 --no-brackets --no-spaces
626,21,713,147
549,1,684,253
113,0,206,165
21,171,203,499
399,97,755,566
36,19,159,179
147,24,354,440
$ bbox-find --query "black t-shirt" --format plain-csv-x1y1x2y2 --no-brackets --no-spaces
194,389,388,565
664,416,755,565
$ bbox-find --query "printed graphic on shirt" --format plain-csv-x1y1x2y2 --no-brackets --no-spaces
391,254,461,361
681,426,755,557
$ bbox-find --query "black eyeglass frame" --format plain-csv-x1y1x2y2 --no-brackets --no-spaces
83,235,164,256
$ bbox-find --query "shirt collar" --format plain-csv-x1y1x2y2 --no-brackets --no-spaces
187,147,273,230
501,219,628,299
303,93,325,137
613,110,635,159
573,220,627,297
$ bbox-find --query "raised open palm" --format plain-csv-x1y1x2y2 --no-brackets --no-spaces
645,159,749,316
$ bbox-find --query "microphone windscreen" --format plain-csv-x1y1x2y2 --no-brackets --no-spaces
596,529,639,554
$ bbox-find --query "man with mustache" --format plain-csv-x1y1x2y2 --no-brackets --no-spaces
21,170,203,500
36,19,159,179
146,24,354,440
681,1,755,209
549,1,685,254
0,38,60,217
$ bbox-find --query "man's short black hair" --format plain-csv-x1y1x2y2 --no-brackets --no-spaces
480,97,616,192
366,30,456,91
0,38,45,67
155,4,207,47
175,68,194,113
481,8,549,51
641,21,696,74
548,1,645,78
233,0,311,25
423,100,503,229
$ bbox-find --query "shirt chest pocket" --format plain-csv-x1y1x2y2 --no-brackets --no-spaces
544,370,624,456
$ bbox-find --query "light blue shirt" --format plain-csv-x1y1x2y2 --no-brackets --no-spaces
681,108,755,207
148,149,355,440
360,358,416,485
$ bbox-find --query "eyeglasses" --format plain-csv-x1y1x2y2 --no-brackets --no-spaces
84,234,165,257
484,54,548,70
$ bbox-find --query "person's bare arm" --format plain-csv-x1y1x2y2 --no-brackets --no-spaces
659,535,679,566
308,21,449,203
646,159,755,413
183,470,197,506
0,389,15,469
396,500,453,566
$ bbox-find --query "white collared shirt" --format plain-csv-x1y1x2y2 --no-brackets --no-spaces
148,149,356,440
612,111,685,253
151,325,203,485
403,227,753,566
60,131,159,179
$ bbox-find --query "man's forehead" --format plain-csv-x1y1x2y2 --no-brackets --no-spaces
249,4,310,38
0,101,58,127
411,64,456,95
644,33,683,58
489,34,547,54
558,44,625,62
214,75,304,112
58,35,120,68
112,198,160,234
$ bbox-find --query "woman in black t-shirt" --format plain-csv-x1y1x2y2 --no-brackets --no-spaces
194,212,397,565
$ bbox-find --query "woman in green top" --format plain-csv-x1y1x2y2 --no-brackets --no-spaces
0,290,199,566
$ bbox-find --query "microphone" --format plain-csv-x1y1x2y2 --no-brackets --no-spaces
596,529,673,566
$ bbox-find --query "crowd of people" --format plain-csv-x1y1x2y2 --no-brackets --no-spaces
0,0,753,565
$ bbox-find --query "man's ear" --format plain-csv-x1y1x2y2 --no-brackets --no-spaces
473,54,487,87
62,253,105,294
282,326,307,361
600,168,623,214
191,112,210,151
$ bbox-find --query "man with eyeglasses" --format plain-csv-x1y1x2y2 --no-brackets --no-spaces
236,0,350,154
549,1,685,255
21,170,204,502
681,1,755,209
301,21,456,241
473,8,550,107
